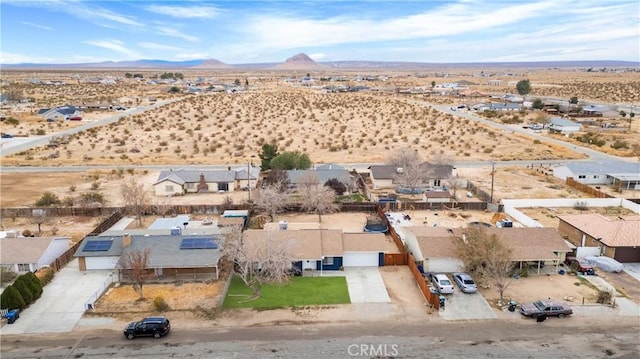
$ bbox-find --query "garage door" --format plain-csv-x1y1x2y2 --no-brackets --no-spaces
343,252,379,267
85,256,120,270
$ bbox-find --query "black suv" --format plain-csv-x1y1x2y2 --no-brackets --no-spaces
124,317,171,339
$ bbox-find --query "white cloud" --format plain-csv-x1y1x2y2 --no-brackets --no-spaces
145,5,219,19
138,42,183,51
20,21,53,31
0,51,55,64
309,53,327,61
84,39,140,58
155,27,199,43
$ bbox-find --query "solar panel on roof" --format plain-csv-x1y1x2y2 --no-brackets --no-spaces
83,240,113,252
180,237,218,249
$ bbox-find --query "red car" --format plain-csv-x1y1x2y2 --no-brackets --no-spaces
69,116,82,121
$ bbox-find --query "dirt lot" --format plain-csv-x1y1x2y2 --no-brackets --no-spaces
480,272,599,307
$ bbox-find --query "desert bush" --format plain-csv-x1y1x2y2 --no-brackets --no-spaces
610,139,629,149
35,191,61,207
36,267,55,286
153,296,170,311
597,290,613,304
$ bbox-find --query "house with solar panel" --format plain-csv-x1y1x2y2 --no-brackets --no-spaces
74,233,223,281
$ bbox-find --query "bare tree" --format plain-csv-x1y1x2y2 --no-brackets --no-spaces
446,174,465,200
296,172,319,193
118,248,151,299
31,209,48,235
453,227,514,305
300,185,339,222
222,225,293,300
255,183,289,222
387,147,426,193
154,197,173,218
121,178,149,227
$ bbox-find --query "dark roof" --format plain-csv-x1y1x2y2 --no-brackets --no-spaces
286,169,353,186
75,234,223,268
369,162,453,180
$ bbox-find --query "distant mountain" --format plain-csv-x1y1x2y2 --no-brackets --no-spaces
191,59,233,69
1,57,637,70
271,53,328,70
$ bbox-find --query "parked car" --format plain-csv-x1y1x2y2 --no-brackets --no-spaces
124,317,171,339
520,299,573,318
430,273,454,294
69,116,82,121
565,257,595,275
1,132,13,138
584,256,623,273
452,272,477,293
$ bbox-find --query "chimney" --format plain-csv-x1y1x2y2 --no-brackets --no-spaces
396,167,404,174
122,233,132,248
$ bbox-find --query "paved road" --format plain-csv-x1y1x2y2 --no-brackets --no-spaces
1,318,638,358
0,98,181,157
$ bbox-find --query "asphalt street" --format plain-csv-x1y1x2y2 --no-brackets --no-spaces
1,318,639,359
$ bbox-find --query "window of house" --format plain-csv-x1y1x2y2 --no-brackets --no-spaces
17,263,30,272
186,183,195,190
165,185,174,192
578,175,586,179
434,179,441,187
593,175,598,179
322,257,334,265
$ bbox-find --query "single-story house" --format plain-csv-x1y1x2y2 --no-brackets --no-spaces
153,167,259,196
553,161,640,189
401,226,572,274
368,162,454,191
286,164,356,193
242,229,393,271
0,236,70,273
472,102,520,111
74,234,223,281
548,117,582,133
581,105,606,116
423,191,452,203
37,105,82,120
557,214,640,263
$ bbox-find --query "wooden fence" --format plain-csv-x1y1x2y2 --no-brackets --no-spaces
0,206,121,218
87,208,125,236
375,204,439,309
50,240,83,272
384,253,409,266
407,253,440,309
566,177,615,198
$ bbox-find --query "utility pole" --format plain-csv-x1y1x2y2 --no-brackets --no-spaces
247,160,251,204
490,162,495,203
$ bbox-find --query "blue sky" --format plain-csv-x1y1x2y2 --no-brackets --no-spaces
1,0,638,64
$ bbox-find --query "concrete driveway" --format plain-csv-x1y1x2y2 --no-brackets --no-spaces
343,267,391,303
0,259,113,334
438,290,497,320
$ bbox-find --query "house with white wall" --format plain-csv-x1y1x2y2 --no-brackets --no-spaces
0,236,70,273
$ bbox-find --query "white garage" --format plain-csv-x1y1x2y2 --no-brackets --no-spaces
342,252,380,267
84,256,120,270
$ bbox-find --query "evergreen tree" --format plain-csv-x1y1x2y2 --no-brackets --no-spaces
1,285,26,310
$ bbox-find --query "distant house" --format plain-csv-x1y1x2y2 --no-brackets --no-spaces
548,117,582,133
74,234,223,280
368,162,454,191
152,167,259,196
0,236,70,273
400,227,571,274
553,161,640,189
558,214,640,262
285,164,356,193
243,229,394,270
37,105,82,120
581,105,606,116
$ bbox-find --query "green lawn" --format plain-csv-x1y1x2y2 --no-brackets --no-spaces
222,275,351,309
